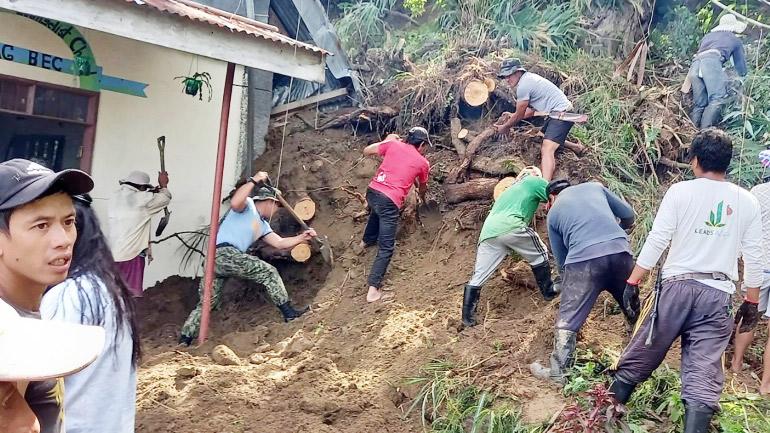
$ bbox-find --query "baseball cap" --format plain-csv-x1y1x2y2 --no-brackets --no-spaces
253,186,281,203
0,299,105,381
407,127,433,147
546,179,572,196
497,58,527,78
0,159,94,211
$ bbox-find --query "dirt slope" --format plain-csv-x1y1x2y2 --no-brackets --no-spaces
135,120,633,433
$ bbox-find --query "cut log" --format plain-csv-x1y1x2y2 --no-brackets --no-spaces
444,178,499,204
290,243,312,263
294,197,316,221
484,78,496,92
458,128,469,140
493,177,517,200
449,117,466,156
460,130,477,143
450,126,497,183
471,156,524,176
463,81,490,107
658,156,690,170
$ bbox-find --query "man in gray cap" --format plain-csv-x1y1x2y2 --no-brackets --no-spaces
0,158,100,433
107,170,171,298
688,13,748,129
495,58,584,181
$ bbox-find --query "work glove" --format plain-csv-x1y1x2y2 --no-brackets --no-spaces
734,300,760,333
622,282,641,325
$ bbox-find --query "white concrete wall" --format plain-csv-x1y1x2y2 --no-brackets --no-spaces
0,13,249,287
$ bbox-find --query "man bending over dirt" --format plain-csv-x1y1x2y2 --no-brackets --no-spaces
360,127,431,302
461,166,557,328
731,149,770,395
179,172,316,346
610,129,764,433
529,179,637,383
494,58,585,181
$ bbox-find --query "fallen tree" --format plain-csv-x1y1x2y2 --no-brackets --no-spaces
444,178,499,204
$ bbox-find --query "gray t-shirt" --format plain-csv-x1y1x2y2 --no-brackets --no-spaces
516,72,572,113
547,182,635,270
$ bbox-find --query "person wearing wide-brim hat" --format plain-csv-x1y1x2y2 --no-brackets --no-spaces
688,13,748,129
107,169,171,298
495,58,585,181
178,172,317,346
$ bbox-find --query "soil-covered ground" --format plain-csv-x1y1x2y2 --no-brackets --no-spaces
133,117,653,432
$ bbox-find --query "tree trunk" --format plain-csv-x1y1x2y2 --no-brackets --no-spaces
450,127,497,183
449,117,466,156
444,178,499,204
290,243,312,262
293,196,316,221
471,156,524,176
319,106,398,130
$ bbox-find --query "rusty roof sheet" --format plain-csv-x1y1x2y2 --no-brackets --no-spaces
125,0,329,55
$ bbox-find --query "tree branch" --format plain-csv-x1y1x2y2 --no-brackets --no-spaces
710,0,770,30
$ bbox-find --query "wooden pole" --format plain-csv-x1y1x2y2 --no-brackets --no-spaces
199,62,236,345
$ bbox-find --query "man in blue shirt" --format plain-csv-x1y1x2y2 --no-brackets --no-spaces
530,180,637,382
179,171,316,346
688,13,748,129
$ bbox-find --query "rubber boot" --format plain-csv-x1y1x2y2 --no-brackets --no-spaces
178,334,194,347
278,302,309,322
609,377,637,404
683,401,714,433
462,285,481,327
690,107,704,129
531,262,558,301
700,102,723,129
548,329,577,382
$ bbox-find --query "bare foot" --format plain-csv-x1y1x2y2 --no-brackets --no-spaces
367,286,383,302
366,286,394,302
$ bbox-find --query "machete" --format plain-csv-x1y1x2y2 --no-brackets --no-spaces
155,136,171,237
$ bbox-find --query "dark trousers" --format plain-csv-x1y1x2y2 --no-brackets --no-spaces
363,188,399,288
614,280,733,410
557,252,635,332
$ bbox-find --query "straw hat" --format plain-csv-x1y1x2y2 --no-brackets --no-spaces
711,14,747,34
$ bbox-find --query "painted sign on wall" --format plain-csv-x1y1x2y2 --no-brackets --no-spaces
1,42,148,97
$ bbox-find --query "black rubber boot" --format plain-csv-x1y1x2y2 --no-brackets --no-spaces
462,285,481,327
609,377,637,404
178,334,193,347
278,302,309,322
683,401,715,433
531,262,558,301
548,329,577,382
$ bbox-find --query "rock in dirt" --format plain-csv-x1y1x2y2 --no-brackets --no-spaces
211,344,241,366
253,343,271,353
252,325,270,338
280,331,315,357
176,365,200,379
310,160,324,172
249,353,267,364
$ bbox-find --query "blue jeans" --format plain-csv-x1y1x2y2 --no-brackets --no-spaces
363,188,399,288
688,55,727,128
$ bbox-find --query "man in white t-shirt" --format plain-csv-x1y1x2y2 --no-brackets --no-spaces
731,149,770,395
609,129,764,433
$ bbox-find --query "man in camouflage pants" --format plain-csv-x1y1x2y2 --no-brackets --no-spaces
179,171,316,346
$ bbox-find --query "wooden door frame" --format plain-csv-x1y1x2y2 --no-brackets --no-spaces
0,73,100,173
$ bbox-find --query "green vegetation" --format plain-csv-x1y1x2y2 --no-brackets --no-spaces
404,360,540,433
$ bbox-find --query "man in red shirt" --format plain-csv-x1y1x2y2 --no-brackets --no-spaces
360,127,431,302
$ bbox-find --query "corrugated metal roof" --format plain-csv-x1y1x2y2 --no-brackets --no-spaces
125,0,329,55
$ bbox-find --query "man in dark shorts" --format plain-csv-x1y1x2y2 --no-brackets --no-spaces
530,179,638,383
494,58,585,180
610,129,764,433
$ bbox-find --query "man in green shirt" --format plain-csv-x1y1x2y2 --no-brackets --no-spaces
462,168,558,327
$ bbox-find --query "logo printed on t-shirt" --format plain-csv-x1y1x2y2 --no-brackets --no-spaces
705,200,732,228
376,172,387,183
